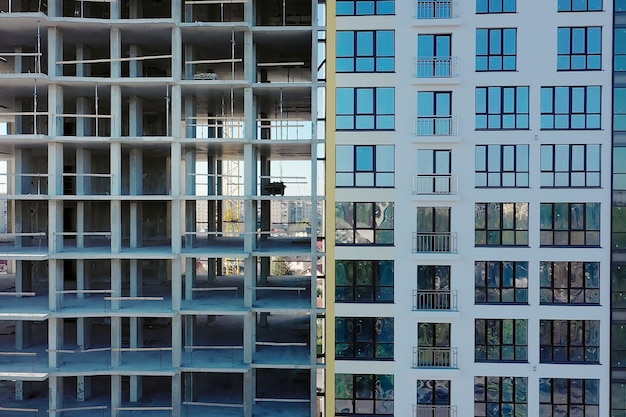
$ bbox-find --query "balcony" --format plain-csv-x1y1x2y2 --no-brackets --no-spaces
412,233,457,253
414,117,458,137
414,57,458,79
412,290,457,311
412,347,458,368
415,0,455,19
413,174,458,195
414,405,457,417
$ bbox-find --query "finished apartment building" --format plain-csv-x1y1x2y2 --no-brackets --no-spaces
326,0,622,416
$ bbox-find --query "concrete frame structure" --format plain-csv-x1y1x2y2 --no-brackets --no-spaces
0,1,326,416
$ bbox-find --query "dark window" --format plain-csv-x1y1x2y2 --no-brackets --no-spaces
476,86,529,130
474,377,528,417
335,374,394,415
476,28,517,71
474,261,528,304
416,265,451,310
475,203,529,246
475,144,529,187
557,27,601,70
539,202,600,246
337,87,395,130
415,207,451,252
416,380,450,406
540,261,600,304
540,320,599,363
336,317,394,359
540,144,601,187
540,379,599,417
335,202,394,245
337,31,395,72
475,319,528,362
476,0,516,13
337,0,395,15
416,91,453,135
335,260,394,302
557,0,602,11
540,86,601,130
336,145,394,187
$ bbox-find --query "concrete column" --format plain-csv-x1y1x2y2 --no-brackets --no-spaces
172,314,182,367
184,149,196,249
171,28,182,81
77,375,91,402
185,258,195,300
110,316,121,367
130,148,143,248
172,257,182,311
110,28,121,78
111,375,121,417
130,375,143,402
76,97,92,137
183,371,195,402
129,97,143,136
129,45,143,78
77,316,90,350
243,145,256,252
110,0,120,19
111,86,122,138
76,148,92,195
77,202,85,248
14,46,22,73
111,258,121,310
47,27,63,77
76,44,91,77
15,262,32,351
243,370,254,417
184,44,194,81
129,0,142,18
48,376,64,417
244,31,254,82
110,142,122,253
15,380,30,401
48,259,62,311
172,373,182,417
130,259,143,297
15,320,31,350
243,310,254,364
171,145,182,253
48,317,63,368
48,84,63,137
76,259,85,299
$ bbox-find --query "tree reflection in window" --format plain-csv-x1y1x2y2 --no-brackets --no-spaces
336,317,394,359
336,202,394,245
335,374,394,415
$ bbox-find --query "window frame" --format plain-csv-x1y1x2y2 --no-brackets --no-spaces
557,0,602,11
337,30,395,73
540,144,601,188
539,261,600,305
475,86,529,130
474,261,529,304
539,379,599,417
335,202,394,246
476,28,517,71
476,0,516,13
475,144,529,188
539,320,600,363
335,260,394,303
335,374,394,416
474,202,529,246
539,202,600,247
337,0,395,16
475,318,528,362
336,145,395,188
557,27,602,71
335,317,394,360
416,380,450,406
337,87,395,131
540,86,601,130
474,376,528,417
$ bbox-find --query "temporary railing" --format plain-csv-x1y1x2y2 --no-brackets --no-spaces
184,0,247,22
53,113,112,137
10,173,49,195
412,232,457,253
182,116,245,139
414,57,458,78
412,346,457,368
257,118,312,140
414,116,458,136
413,174,458,195
0,407,39,414
61,173,112,195
0,111,49,135
412,290,457,310
0,52,43,74
183,345,243,367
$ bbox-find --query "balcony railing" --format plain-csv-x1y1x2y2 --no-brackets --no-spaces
414,117,458,136
412,232,457,253
415,0,454,19
413,347,458,368
412,290,457,311
413,174,458,195
414,57,458,78
414,405,457,417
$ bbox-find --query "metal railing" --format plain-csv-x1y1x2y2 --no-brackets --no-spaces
413,405,457,417
413,346,457,368
415,0,454,19
412,232,457,253
413,174,458,195
412,290,457,310
414,116,458,136
414,57,458,78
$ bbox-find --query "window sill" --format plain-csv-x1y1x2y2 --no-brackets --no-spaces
539,361,601,365
539,245,601,248
475,128,530,131
475,186,530,189
475,302,529,306
540,186,602,189
474,360,528,364
475,245,530,248
540,302,601,306
556,68,603,72
540,128,602,131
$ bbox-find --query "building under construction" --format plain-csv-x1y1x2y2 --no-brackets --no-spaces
0,0,326,416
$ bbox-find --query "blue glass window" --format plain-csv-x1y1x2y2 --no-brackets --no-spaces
475,86,529,130
540,144,601,187
336,145,395,187
616,29,626,71
476,0,516,13
557,0,602,11
416,91,453,135
540,86,601,129
417,34,452,77
557,27,601,70
475,144,529,187
337,0,394,15
476,28,516,71
337,31,394,72
540,203,600,246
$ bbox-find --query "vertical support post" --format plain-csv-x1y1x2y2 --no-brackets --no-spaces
48,376,64,417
